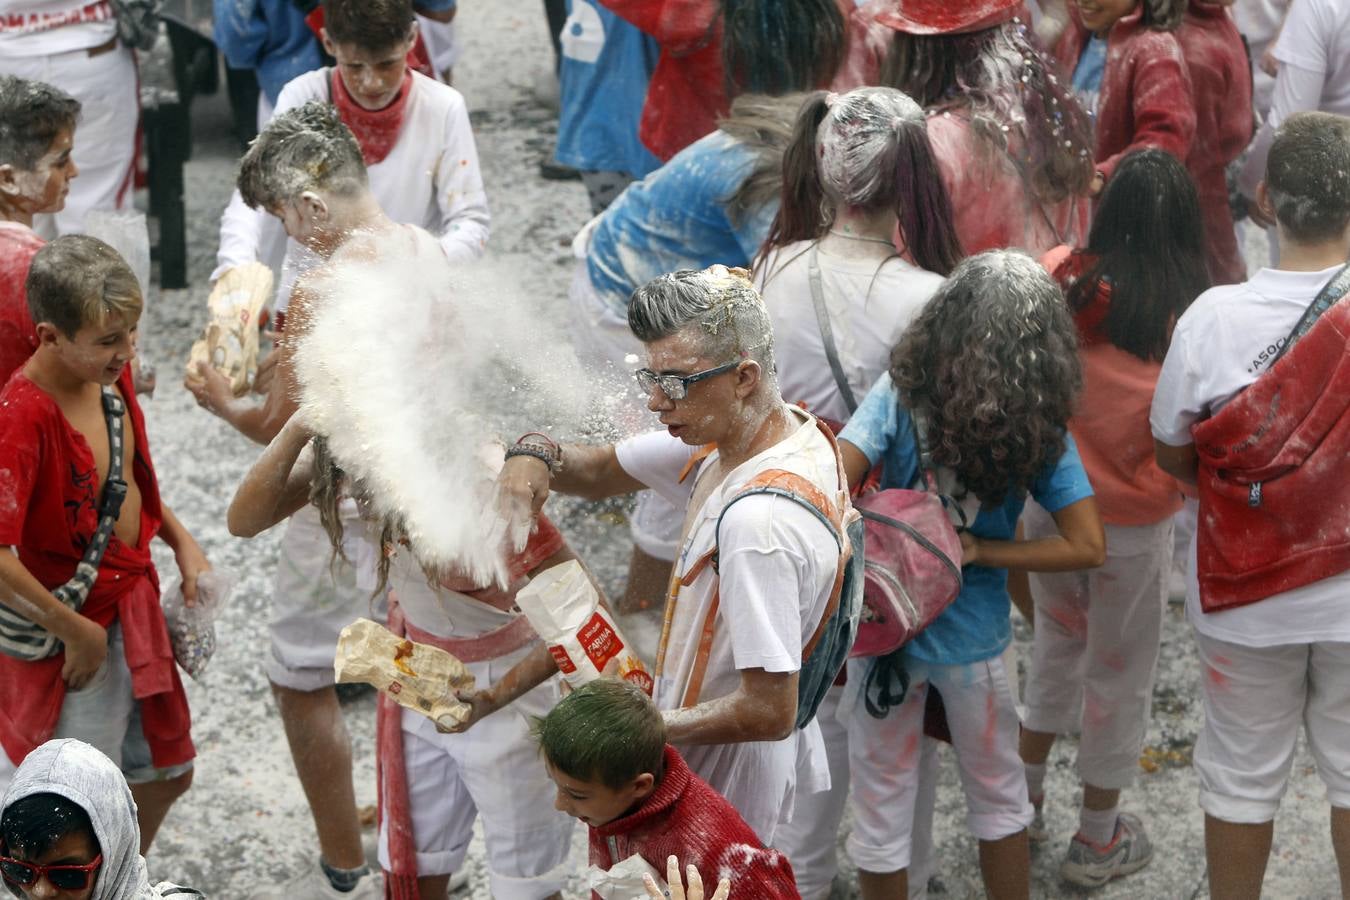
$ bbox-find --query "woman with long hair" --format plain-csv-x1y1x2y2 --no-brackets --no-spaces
837,250,1106,900
1020,148,1208,888
754,84,962,899
876,0,1095,256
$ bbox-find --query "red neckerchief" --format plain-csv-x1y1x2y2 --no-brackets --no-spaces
1049,247,1112,347
330,67,414,166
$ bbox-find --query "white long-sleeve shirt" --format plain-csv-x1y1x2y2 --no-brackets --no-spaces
212,67,491,311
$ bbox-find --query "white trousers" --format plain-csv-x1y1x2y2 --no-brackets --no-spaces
845,654,1032,873
1193,630,1350,823
0,43,137,237
1022,510,1172,789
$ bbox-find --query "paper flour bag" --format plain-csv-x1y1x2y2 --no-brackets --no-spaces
186,262,274,396
514,560,653,695
586,853,666,899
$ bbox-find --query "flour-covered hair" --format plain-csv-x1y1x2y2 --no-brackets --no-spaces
27,235,142,338
237,100,367,211
1266,112,1350,244
763,87,963,276
628,266,776,373
881,21,1094,204
0,75,79,170
891,250,1080,506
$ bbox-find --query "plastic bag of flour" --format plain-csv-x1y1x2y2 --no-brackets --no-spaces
162,569,236,681
586,854,666,899
514,560,653,695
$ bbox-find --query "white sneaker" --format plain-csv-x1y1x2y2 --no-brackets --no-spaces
249,864,383,900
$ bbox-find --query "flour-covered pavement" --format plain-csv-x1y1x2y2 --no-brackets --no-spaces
137,6,1337,897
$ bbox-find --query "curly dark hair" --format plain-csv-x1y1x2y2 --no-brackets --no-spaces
890,250,1082,506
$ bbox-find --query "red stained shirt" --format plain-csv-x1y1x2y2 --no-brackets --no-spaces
590,745,801,900
0,222,44,387
0,365,192,771
1055,5,1196,180
1177,2,1254,286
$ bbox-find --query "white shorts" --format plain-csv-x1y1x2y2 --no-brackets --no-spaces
845,654,1031,873
0,624,192,796
567,251,683,562
1192,630,1350,824
267,503,386,692
0,43,137,237
1022,510,1172,789
377,646,572,898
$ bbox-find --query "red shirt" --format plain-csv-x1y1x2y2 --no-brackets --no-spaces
590,745,800,899
1055,6,1196,180
1177,2,1254,285
0,222,44,386
0,365,191,770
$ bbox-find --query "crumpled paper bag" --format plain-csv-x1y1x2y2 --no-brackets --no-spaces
335,618,475,727
586,853,666,899
186,262,273,396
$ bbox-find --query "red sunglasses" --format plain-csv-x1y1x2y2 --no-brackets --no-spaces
0,853,102,891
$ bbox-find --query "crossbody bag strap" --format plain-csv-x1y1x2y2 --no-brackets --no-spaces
51,388,129,612
1271,263,1350,365
908,408,971,531
808,245,859,416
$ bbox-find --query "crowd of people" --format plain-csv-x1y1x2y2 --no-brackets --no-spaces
0,0,1348,898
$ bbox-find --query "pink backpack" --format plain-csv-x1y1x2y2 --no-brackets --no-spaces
853,487,963,657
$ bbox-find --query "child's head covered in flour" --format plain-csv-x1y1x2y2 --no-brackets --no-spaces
535,678,666,828
892,248,1081,505
0,75,80,222
236,100,369,254
764,86,963,275
1258,111,1350,248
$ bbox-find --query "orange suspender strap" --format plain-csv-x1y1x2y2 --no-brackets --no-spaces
653,443,719,682
675,467,849,709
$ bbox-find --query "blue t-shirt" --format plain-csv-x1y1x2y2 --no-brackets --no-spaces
839,373,1094,666
554,0,661,178
1073,34,1108,116
213,0,322,106
586,129,779,314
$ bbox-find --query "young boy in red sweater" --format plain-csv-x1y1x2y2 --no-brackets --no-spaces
536,677,800,899
0,235,209,852
0,75,80,385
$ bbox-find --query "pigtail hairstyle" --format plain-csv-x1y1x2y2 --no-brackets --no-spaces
882,22,1094,204
1069,148,1208,361
721,0,847,98
760,91,832,252
888,106,963,276
891,250,1082,506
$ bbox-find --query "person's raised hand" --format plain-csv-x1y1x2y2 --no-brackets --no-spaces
485,455,551,555
645,857,731,900
434,687,501,734
184,361,235,416
60,615,108,690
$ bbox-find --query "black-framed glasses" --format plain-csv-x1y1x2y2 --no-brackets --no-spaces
634,361,739,400
1,853,103,891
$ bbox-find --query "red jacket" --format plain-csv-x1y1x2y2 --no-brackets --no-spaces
602,0,866,162
1177,2,1254,285
590,745,800,899
1055,5,1196,180
1192,294,1350,612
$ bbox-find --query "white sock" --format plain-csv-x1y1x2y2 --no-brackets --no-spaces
1025,763,1047,805
1079,805,1119,847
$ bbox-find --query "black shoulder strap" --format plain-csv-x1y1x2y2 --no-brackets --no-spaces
1271,263,1350,365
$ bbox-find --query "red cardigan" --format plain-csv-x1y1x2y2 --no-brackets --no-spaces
590,745,800,899
1177,2,1254,285
1054,5,1196,181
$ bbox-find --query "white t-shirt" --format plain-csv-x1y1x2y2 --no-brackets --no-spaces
1239,0,1350,195
755,241,944,424
213,68,491,311
1232,0,1293,114
1151,264,1350,646
0,1,115,55
614,408,839,840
